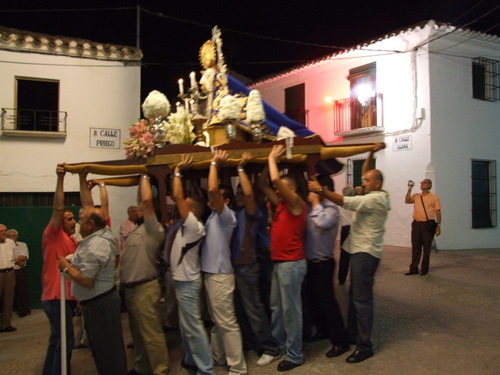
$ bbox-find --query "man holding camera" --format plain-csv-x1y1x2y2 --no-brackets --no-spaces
405,179,441,276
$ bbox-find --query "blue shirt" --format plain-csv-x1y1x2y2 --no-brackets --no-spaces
304,199,339,260
201,205,237,274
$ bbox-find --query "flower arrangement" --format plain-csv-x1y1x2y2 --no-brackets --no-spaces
142,90,171,119
124,119,155,159
246,90,265,124
218,95,241,122
163,106,196,145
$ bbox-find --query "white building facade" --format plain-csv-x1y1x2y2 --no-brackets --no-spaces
0,26,142,237
251,20,500,250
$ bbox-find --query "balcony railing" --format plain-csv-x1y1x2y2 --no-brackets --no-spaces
332,93,384,136
1,108,67,138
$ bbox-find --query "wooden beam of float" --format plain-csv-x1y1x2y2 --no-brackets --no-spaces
63,140,381,189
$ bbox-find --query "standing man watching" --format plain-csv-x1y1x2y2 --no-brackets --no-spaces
308,143,390,364
404,178,441,276
0,224,17,333
41,163,78,375
7,229,31,317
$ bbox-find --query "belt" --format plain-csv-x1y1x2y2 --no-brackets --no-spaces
0,267,14,273
307,256,333,264
80,286,116,305
121,277,156,288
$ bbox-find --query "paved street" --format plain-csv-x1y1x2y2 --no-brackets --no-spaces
1,246,499,375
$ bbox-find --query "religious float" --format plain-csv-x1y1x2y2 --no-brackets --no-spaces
65,26,382,222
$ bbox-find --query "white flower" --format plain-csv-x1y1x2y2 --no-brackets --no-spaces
142,90,171,118
247,90,265,123
219,95,241,122
163,108,196,145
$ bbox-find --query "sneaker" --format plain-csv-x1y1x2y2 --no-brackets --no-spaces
257,353,281,366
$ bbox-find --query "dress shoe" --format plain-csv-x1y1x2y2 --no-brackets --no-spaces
419,270,428,276
1,326,17,333
345,349,373,363
326,344,350,358
277,359,303,372
74,343,89,349
404,271,418,275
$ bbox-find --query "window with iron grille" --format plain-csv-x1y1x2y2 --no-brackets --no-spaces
285,83,307,126
16,77,60,131
0,192,80,207
347,158,376,189
472,57,500,102
471,159,497,228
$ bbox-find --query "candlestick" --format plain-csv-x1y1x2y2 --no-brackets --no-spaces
178,79,184,95
189,72,197,90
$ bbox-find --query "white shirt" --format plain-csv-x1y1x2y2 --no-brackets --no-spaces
13,241,29,270
0,238,16,269
170,212,206,282
343,191,391,259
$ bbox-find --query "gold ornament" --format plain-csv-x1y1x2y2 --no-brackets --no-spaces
199,40,217,70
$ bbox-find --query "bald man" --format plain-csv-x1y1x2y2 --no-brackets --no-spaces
59,179,127,375
309,143,390,364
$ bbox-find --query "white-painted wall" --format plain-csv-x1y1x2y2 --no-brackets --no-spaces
427,35,500,249
0,49,141,237
252,23,500,250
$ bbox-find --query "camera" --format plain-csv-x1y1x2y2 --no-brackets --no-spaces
408,180,415,187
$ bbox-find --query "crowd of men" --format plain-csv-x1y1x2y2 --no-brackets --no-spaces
29,142,441,375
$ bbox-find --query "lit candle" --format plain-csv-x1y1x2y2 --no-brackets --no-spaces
189,71,197,90
178,79,184,95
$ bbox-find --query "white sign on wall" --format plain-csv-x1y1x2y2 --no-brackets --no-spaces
393,134,412,151
90,128,121,149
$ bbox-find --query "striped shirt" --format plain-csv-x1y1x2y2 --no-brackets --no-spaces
71,228,117,301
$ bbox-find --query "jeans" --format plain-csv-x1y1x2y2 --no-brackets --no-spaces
42,299,77,375
346,252,380,352
175,277,214,375
234,263,280,356
270,259,307,364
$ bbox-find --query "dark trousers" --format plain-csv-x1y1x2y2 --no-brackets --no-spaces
83,290,127,375
234,262,280,356
347,252,379,352
0,269,15,329
409,220,435,273
338,225,351,284
14,267,30,316
42,299,77,375
304,258,347,345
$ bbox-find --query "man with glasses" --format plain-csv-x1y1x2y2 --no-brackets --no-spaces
404,179,441,276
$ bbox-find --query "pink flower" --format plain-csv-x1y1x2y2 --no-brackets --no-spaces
141,132,153,143
129,126,138,137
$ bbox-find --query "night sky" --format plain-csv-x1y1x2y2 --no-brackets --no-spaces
1,0,498,103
